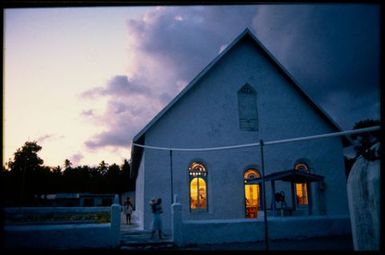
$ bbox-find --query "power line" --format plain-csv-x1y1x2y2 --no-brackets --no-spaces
132,126,380,152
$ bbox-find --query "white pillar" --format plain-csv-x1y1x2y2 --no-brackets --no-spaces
111,194,121,247
347,157,380,250
171,195,183,247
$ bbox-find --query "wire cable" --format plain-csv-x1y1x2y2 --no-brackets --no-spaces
132,126,380,152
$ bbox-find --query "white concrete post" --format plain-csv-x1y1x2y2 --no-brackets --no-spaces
111,194,121,247
171,195,183,247
347,154,380,250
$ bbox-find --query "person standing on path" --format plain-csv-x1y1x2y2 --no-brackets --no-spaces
150,197,163,239
123,197,134,224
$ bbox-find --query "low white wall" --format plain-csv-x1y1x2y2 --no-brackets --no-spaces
182,218,264,244
172,203,351,246
268,215,351,240
4,199,121,250
4,224,113,250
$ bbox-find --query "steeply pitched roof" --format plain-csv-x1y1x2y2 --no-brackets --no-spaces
130,28,349,177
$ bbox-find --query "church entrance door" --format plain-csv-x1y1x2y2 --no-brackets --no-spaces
245,183,260,218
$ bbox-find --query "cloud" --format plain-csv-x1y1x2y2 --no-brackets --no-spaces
80,87,104,99
81,109,95,117
81,6,258,150
320,89,381,129
80,5,379,151
81,75,151,99
126,6,257,84
252,4,380,129
37,134,54,143
105,75,151,96
36,134,64,144
85,130,129,149
83,96,163,149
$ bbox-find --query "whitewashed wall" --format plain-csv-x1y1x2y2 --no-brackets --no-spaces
172,202,351,246
138,36,349,232
134,153,145,230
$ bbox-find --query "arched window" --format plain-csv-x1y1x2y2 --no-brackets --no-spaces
189,162,207,211
238,84,258,131
243,169,261,218
295,163,309,205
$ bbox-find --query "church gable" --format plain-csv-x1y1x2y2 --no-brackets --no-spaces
144,33,337,144
131,28,347,174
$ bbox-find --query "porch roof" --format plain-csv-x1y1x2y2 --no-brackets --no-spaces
251,169,324,183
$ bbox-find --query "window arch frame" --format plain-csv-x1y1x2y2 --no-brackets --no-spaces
243,168,261,183
188,161,208,212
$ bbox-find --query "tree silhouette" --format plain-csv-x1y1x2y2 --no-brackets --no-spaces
345,119,381,178
351,119,380,160
64,159,72,170
105,163,120,193
3,141,134,205
49,166,64,194
6,141,45,205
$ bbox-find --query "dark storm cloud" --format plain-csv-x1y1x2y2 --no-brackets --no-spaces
128,6,258,83
81,4,380,150
252,4,380,129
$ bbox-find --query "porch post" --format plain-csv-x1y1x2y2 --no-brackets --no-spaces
259,139,269,251
111,194,121,247
259,184,264,210
271,180,276,216
307,181,312,215
172,198,183,246
170,150,174,204
291,182,296,211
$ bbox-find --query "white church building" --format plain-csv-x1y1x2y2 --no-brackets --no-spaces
130,29,351,242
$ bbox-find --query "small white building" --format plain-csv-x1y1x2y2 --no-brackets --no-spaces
130,29,351,238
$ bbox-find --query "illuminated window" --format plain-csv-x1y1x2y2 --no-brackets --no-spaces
238,84,258,131
189,162,207,211
295,163,309,205
244,169,261,218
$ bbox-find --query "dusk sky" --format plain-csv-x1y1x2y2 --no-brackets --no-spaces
3,4,380,168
